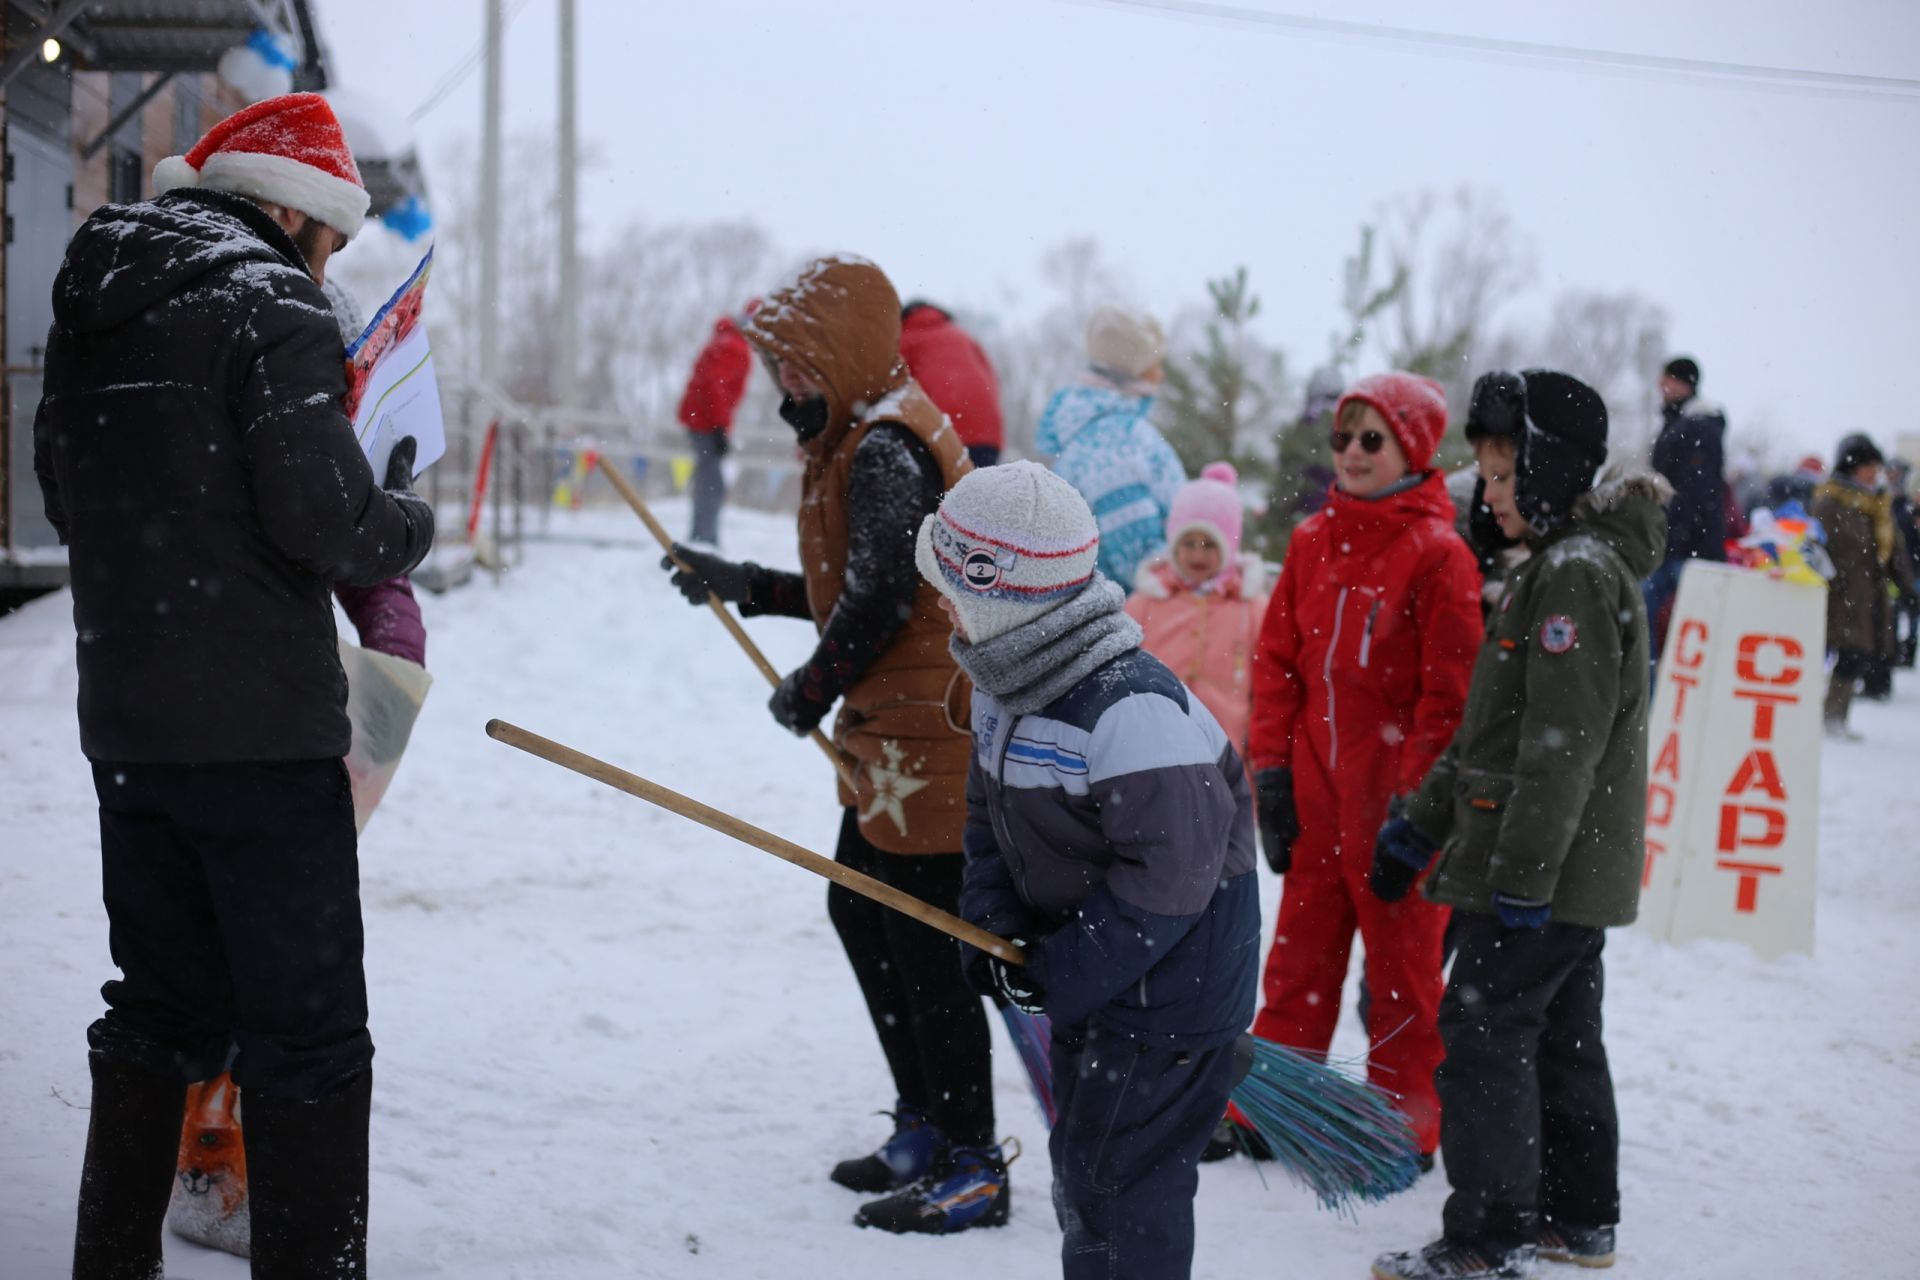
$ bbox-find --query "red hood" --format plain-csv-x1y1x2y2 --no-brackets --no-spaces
900,306,952,339
1313,471,1459,556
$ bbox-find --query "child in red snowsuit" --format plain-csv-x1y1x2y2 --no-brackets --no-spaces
1247,372,1482,1159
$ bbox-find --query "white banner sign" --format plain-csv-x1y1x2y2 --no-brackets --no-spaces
1638,562,1825,959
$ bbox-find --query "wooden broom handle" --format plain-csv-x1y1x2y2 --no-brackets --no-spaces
485,719,1025,966
598,458,856,790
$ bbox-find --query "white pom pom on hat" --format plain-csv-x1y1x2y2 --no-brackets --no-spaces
152,155,200,194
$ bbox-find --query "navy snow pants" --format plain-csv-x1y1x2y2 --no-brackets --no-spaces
1049,1023,1238,1280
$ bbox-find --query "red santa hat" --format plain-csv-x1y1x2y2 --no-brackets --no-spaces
154,93,369,240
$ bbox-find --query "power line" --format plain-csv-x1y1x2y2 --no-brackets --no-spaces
1072,0,1920,104
408,0,534,124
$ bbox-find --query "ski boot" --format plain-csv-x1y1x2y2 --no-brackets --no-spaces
853,1140,1014,1234
1372,1237,1537,1279
1538,1221,1615,1268
830,1104,946,1193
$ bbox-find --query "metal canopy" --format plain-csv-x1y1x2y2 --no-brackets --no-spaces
7,0,327,85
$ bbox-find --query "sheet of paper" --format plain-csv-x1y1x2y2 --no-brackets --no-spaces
352,322,444,481
345,247,443,478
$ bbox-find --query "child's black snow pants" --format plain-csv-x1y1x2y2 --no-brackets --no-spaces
1437,914,1620,1249
1049,1023,1238,1280
828,807,994,1147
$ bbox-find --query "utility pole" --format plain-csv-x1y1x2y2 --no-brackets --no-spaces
477,0,504,390
556,0,578,410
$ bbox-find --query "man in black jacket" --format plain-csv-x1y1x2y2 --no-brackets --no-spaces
33,93,432,1279
1645,356,1727,664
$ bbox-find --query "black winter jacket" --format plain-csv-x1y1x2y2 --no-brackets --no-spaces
33,190,433,763
1650,396,1727,563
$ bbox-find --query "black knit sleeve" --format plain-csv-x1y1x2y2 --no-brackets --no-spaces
739,565,811,619
784,425,943,709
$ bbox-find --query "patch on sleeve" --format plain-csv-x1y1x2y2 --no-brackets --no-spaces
1539,615,1578,654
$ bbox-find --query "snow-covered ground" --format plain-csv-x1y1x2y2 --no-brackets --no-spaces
4,499,1917,1277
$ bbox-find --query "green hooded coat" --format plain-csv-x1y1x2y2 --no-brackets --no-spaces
1403,468,1671,928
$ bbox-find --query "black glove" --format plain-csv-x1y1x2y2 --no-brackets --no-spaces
711,431,731,457
380,436,434,576
989,946,1045,1016
1369,816,1439,903
1254,768,1300,875
768,667,831,737
383,436,418,492
662,542,752,606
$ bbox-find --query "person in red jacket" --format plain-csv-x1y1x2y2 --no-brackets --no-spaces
676,303,757,545
899,301,1004,467
1244,372,1483,1164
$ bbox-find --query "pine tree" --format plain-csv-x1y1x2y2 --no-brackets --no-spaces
1248,230,1407,560
1158,268,1287,477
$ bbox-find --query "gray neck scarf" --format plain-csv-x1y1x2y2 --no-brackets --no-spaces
950,577,1143,715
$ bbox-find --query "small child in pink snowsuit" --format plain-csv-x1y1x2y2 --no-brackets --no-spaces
1125,462,1269,759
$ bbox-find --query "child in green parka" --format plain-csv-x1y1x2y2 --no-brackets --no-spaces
1364,370,1672,1280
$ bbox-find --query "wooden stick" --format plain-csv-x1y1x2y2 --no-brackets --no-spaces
486,718,1025,966
598,457,856,789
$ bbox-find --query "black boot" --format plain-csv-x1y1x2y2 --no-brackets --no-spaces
243,1071,371,1280
72,1051,187,1280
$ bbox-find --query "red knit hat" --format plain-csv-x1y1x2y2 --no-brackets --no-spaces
154,93,368,240
1335,371,1450,471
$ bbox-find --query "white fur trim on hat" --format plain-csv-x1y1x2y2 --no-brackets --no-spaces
195,150,369,239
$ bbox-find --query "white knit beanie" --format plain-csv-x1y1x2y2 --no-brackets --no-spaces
1085,305,1166,382
916,461,1101,643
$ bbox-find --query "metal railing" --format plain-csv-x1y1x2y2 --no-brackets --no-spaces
430,378,802,572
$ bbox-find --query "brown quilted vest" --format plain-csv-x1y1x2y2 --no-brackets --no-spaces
745,258,974,853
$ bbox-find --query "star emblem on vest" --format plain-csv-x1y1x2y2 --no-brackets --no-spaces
863,739,930,835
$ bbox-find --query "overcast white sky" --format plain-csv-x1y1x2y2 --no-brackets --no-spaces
317,0,1920,460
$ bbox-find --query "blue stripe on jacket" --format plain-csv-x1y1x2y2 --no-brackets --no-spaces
959,648,1261,1045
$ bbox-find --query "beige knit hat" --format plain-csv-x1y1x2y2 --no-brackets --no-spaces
1085,305,1166,381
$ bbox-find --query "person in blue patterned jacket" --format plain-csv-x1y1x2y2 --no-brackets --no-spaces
915,460,1261,1280
1035,306,1188,587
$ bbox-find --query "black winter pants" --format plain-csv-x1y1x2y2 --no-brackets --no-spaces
1049,1026,1238,1280
827,808,994,1146
87,759,372,1101
1437,914,1619,1247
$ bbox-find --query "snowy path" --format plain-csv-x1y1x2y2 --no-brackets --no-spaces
4,501,1916,1277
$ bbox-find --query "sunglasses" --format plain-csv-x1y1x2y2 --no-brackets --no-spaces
1330,429,1388,455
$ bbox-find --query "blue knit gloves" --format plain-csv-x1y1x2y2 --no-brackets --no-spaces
1369,817,1438,903
1493,892,1551,929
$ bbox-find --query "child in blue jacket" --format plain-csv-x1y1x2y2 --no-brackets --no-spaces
916,461,1261,1280
1035,305,1187,587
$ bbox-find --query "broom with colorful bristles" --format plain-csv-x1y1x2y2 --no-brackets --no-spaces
1229,1038,1422,1213
485,718,1421,1212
